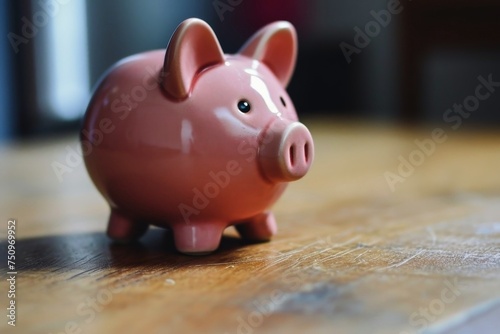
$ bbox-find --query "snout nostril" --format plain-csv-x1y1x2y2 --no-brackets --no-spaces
304,142,309,163
289,144,296,167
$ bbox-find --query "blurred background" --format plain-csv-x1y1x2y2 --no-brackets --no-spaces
1,0,499,141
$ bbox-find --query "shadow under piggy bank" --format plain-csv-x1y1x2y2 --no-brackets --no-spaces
0,228,253,273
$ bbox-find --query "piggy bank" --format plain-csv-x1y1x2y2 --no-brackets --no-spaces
81,18,314,254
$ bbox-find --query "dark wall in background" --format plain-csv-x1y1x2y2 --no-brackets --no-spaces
0,1,14,140
1,0,499,141
85,1,213,89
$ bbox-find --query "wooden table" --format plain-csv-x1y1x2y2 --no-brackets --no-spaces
1,119,499,334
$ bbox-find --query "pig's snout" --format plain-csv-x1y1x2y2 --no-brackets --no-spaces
258,121,314,183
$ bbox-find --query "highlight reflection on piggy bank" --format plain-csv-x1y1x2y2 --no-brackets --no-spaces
82,18,314,254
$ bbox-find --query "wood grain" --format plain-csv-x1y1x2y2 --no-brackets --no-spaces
1,119,500,334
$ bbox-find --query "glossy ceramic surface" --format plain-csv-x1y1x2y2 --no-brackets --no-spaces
81,18,314,254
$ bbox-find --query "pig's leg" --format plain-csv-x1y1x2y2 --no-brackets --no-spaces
171,222,226,255
107,210,148,242
235,212,277,241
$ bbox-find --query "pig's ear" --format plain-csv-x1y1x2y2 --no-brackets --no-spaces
238,21,297,87
162,18,224,100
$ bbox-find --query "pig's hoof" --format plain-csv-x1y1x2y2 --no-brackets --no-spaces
107,211,148,243
236,212,277,242
171,222,225,255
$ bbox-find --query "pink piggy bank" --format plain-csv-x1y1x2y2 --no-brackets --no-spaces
81,18,314,254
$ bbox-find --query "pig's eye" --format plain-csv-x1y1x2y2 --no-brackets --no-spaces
237,100,251,113
280,96,287,107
